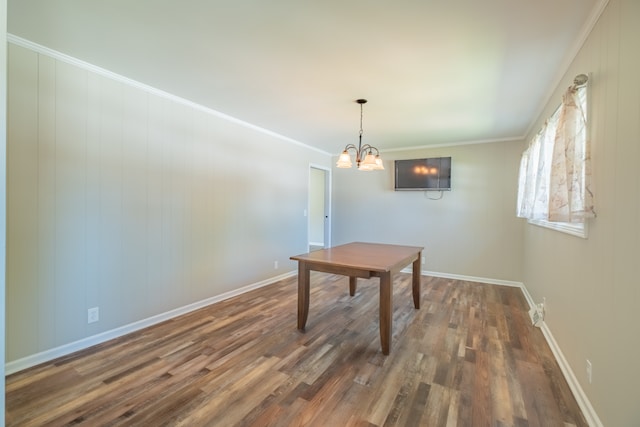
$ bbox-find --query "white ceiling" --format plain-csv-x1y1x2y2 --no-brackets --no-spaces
8,0,604,154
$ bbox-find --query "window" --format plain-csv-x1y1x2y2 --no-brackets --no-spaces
516,78,595,238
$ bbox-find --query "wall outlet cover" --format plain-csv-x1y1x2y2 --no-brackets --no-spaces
88,307,99,324
529,306,543,327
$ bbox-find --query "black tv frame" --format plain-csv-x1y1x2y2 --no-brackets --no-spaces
394,156,452,191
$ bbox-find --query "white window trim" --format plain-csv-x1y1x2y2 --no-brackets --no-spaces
528,218,588,238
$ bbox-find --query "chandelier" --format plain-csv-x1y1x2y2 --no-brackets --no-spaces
336,99,384,171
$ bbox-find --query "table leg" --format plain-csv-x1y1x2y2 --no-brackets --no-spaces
297,262,310,330
349,276,357,296
412,252,421,309
379,272,392,355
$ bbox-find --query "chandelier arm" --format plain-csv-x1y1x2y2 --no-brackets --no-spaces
360,144,379,155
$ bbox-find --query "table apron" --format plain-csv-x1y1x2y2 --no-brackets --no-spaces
302,262,376,279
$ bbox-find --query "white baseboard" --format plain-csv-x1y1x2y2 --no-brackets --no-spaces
5,271,297,376
4,268,605,427
411,269,602,427
517,285,603,427
399,268,524,288
416,269,525,288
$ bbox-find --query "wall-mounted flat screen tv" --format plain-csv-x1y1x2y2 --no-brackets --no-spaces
394,156,451,191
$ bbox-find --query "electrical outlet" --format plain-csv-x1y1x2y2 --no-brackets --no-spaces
586,359,593,384
529,303,544,327
274,260,278,269
88,307,99,324
537,302,545,319
421,256,425,264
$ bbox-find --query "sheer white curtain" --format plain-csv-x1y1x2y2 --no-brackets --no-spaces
517,83,595,223
548,87,596,221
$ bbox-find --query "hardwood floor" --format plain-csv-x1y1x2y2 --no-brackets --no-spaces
6,273,588,426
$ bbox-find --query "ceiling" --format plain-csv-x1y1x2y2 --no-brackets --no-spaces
8,0,604,155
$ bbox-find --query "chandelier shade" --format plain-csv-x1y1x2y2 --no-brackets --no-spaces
336,150,353,168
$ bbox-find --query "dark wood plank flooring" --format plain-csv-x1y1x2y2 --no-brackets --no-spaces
6,273,588,426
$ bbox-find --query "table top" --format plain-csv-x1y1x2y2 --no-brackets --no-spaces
290,242,423,273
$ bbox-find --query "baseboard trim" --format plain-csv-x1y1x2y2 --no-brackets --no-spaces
401,268,525,288
517,285,603,427
4,268,605,426
411,270,602,426
5,271,297,376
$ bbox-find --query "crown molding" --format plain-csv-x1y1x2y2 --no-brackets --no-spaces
378,135,525,154
7,34,332,157
524,0,610,139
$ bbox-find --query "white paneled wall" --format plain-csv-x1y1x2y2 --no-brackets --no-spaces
6,43,330,363
522,1,640,425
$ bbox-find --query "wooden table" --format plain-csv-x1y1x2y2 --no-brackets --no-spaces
290,242,423,354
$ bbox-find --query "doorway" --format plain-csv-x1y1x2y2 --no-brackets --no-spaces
308,166,331,251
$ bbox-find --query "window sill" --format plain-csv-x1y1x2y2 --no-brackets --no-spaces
528,218,588,238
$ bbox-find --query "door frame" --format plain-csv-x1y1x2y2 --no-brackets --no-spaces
308,164,331,250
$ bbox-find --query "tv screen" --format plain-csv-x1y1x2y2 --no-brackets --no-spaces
394,157,451,191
